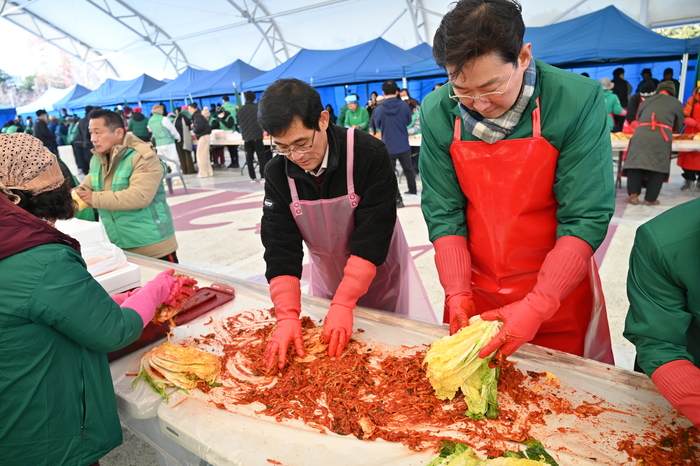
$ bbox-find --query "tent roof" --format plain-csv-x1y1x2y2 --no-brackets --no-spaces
139,60,265,101
407,43,433,60
52,84,93,110
524,5,690,67
2,1,698,82
244,48,346,91
311,38,423,87
70,74,166,107
16,87,73,114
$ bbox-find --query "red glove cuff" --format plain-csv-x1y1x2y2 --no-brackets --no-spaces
433,235,472,298
332,255,377,309
533,236,592,302
269,275,302,321
652,360,700,427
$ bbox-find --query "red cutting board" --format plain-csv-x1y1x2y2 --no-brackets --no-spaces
107,283,235,362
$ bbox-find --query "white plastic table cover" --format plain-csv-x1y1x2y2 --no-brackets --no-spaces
111,255,694,466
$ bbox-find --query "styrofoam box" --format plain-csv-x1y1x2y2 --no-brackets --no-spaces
95,262,141,294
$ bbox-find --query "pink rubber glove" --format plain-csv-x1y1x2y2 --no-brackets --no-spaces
322,255,377,357
479,236,592,358
263,276,305,370
434,235,477,335
685,117,698,129
121,269,177,328
111,288,141,306
652,360,700,427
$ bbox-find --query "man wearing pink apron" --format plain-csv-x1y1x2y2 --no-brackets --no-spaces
420,0,615,363
257,79,436,370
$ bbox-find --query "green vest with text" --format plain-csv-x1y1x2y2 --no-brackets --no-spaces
90,149,175,249
148,113,175,147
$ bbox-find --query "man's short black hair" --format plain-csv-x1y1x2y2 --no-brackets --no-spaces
188,102,199,110
222,95,230,102
244,91,256,102
36,109,46,117
433,0,525,78
88,109,125,132
258,78,324,137
613,67,624,78
663,68,673,76
382,80,399,95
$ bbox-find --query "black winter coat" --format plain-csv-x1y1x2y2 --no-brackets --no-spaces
33,119,57,152
237,102,263,142
191,111,211,137
261,125,397,282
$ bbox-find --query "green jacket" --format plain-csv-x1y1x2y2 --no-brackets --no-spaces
418,59,614,250
90,148,175,249
68,122,80,143
0,244,143,465
148,113,175,147
603,89,623,132
1,124,20,134
222,101,238,125
343,106,370,131
338,104,348,129
127,115,150,139
624,198,700,376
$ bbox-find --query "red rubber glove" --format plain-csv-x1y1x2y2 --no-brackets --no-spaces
433,235,476,335
322,255,377,357
121,269,177,328
685,117,698,129
479,236,592,358
652,360,700,427
111,288,141,306
263,276,305,370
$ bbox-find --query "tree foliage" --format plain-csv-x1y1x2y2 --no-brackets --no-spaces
655,24,700,40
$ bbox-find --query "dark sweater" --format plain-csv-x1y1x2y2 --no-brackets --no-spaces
261,125,397,281
237,102,263,141
372,97,412,154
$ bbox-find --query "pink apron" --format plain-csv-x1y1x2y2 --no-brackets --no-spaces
287,129,437,323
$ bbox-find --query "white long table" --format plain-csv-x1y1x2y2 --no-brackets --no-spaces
111,255,693,466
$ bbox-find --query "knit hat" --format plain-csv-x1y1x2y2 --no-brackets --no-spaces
152,104,164,115
599,77,613,90
639,81,656,97
133,106,143,113
0,133,64,204
656,81,676,97
344,95,358,103
182,105,189,111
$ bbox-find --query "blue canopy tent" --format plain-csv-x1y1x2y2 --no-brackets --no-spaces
69,74,166,108
311,38,423,87
407,43,433,60
138,60,266,114
51,84,92,111
0,105,16,126
138,67,213,102
244,49,346,92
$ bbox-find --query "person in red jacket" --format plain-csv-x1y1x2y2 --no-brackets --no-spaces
679,86,700,191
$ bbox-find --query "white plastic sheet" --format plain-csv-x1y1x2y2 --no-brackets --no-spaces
113,257,696,466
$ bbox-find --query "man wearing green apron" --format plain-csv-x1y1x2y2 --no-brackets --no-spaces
420,0,615,363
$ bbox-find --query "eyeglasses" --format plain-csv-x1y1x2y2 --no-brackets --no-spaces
448,66,516,104
272,130,316,156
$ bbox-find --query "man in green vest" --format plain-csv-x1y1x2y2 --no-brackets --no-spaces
74,109,179,262
148,104,181,172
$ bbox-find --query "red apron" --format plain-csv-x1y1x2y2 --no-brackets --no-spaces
449,101,613,363
678,101,700,170
287,128,437,323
